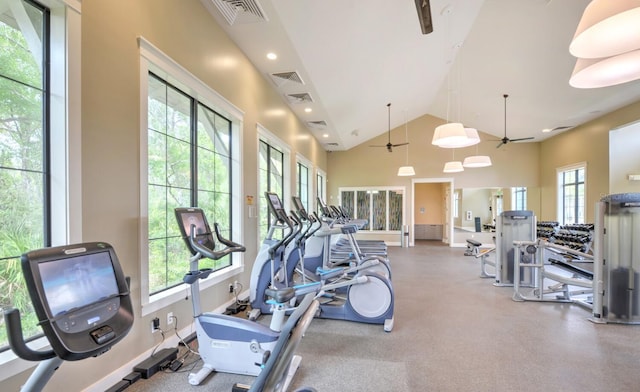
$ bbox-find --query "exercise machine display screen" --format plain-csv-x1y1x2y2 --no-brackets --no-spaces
176,209,215,254
19,242,133,360
267,192,283,211
39,250,119,318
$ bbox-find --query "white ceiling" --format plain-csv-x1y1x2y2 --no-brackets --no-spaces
201,0,640,151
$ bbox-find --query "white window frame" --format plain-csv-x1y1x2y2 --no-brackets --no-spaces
138,37,244,316
257,124,291,240
296,153,313,212
0,0,81,375
512,187,527,210
556,162,587,225
315,168,326,215
338,186,405,233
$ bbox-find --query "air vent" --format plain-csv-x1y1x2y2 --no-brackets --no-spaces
211,0,268,25
307,120,327,130
270,71,304,87
324,142,339,147
286,93,313,104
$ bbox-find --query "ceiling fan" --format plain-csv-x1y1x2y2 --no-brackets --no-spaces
414,0,433,34
497,94,534,148
370,103,409,153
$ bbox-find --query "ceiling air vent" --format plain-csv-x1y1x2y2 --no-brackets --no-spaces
286,93,313,104
270,71,304,87
307,120,327,130
211,0,268,25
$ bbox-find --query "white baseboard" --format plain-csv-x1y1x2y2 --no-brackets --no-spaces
84,292,247,391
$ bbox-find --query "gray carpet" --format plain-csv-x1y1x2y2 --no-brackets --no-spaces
126,241,640,391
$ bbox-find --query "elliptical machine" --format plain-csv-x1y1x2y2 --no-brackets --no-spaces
250,193,395,332
175,207,315,386
4,242,134,392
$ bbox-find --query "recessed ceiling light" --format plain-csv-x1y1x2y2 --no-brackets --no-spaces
322,133,329,138
542,128,552,133
266,52,277,60
304,107,312,113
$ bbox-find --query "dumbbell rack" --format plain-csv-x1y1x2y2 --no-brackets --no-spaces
551,223,594,254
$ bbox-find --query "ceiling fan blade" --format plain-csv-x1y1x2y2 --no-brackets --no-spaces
369,145,387,148
392,142,409,147
510,137,535,142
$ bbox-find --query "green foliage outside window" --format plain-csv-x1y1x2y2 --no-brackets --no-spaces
0,1,47,349
147,74,233,294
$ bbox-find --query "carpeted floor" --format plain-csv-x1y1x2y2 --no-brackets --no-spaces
126,241,640,391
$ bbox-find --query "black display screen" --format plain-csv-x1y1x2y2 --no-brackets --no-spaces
38,250,119,317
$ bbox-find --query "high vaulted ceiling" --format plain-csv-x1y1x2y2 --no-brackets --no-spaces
201,0,640,151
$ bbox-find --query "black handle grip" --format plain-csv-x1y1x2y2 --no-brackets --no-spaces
3,308,56,361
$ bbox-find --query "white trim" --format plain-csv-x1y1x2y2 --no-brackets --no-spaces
295,153,313,211
556,162,588,224
0,0,82,378
138,37,244,316
84,292,245,391
412,178,455,247
256,123,292,242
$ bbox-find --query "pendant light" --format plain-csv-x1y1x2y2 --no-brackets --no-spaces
432,6,477,149
443,149,463,173
397,111,415,176
569,0,640,88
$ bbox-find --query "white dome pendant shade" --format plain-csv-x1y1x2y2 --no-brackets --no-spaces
432,123,480,148
570,0,640,59
570,49,640,88
443,161,464,173
463,155,492,168
397,166,416,176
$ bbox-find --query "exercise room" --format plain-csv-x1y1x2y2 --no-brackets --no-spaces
2,1,640,391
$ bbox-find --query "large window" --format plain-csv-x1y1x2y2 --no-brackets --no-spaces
296,157,310,212
147,73,234,294
140,38,242,312
0,0,79,357
0,0,49,351
339,187,404,232
557,163,586,224
316,169,326,215
512,187,527,210
258,135,286,240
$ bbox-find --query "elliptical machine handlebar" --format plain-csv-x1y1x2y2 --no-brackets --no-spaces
188,223,246,260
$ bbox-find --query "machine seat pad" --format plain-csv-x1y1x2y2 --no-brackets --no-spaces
466,239,482,247
265,287,296,304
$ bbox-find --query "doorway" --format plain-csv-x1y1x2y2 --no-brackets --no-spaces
411,178,454,247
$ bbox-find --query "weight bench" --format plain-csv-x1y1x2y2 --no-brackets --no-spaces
464,239,482,256
476,247,496,278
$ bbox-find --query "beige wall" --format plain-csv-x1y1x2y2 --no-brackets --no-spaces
3,1,326,390
539,100,640,222
414,183,444,225
610,121,640,194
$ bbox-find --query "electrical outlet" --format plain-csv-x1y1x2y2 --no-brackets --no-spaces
151,317,160,333
167,312,174,325
229,283,234,294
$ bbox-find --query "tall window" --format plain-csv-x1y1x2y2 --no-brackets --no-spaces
339,187,404,232
558,164,586,224
140,38,243,312
512,187,527,210
147,73,234,294
297,159,309,211
316,170,326,215
258,138,285,240
0,0,68,352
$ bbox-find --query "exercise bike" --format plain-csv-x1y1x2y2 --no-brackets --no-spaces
4,242,134,392
175,207,315,386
